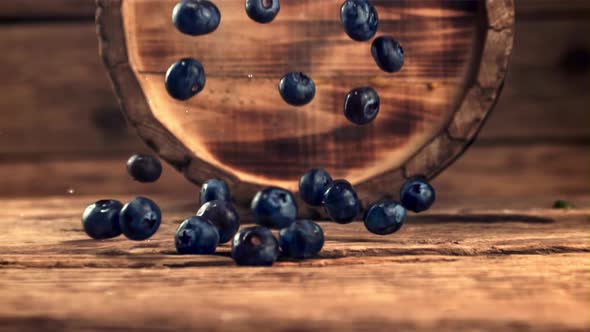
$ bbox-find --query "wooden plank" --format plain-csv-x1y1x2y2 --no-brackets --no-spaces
0,198,588,331
0,144,587,211
0,1,94,19
1,0,589,20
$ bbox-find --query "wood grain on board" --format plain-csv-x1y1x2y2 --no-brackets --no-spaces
0,197,588,332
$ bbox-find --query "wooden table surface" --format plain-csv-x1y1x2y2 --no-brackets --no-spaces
0,197,588,332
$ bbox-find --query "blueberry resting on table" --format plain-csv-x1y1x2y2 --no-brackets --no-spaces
279,72,316,106
299,168,333,206
371,36,405,73
279,220,324,259
119,197,162,241
322,180,360,224
82,200,123,240
363,201,406,235
127,154,162,183
172,0,221,36
175,216,220,254
400,177,436,213
200,178,231,205
165,58,206,101
340,0,379,42
344,87,380,125
245,0,280,24
231,226,279,266
196,200,240,244
251,187,298,229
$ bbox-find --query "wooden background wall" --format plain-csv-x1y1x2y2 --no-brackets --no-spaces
0,0,588,209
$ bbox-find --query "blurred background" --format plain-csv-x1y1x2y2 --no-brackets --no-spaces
0,0,588,209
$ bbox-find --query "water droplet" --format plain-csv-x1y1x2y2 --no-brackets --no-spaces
185,110,190,114
67,188,75,195
247,74,254,79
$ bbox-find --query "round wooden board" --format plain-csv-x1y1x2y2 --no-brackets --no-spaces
96,0,514,209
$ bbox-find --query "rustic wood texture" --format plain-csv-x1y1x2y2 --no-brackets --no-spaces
0,197,588,331
98,0,514,206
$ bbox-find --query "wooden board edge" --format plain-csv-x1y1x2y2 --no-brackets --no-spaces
400,0,515,181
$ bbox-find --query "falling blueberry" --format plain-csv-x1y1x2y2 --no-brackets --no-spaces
344,87,380,125
200,178,231,205
119,197,162,241
278,72,316,106
371,36,405,73
196,200,240,244
165,58,206,101
251,187,298,229
340,0,379,42
82,200,123,240
363,201,406,235
231,226,279,266
400,177,436,213
245,0,280,24
299,168,333,206
127,154,162,183
175,216,220,254
172,0,221,36
279,220,324,259
322,180,360,224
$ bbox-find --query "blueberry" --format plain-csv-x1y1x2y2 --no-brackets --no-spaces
175,216,220,254
251,187,298,229
400,177,436,213
172,0,221,36
119,197,162,241
245,0,280,24
371,36,405,73
344,87,380,125
279,220,324,259
340,0,378,42
231,226,279,266
165,58,206,101
82,200,123,240
322,180,360,224
126,154,162,183
299,168,333,206
200,178,231,205
196,200,240,244
363,201,406,235
278,72,316,106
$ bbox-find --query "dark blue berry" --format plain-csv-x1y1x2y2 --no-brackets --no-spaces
196,200,240,244
278,72,316,106
344,87,380,125
175,216,220,254
245,0,280,24
299,168,333,206
279,220,324,259
119,197,162,241
400,178,436,213
231,226,279,266
172,0,221,36
371,36,405,73
200,178,231,205
251,187,298,229
165,58,206,100
340,0,378,42
363,201,406,235
322,180,360,224
127,154,162,183
82,200,123,240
